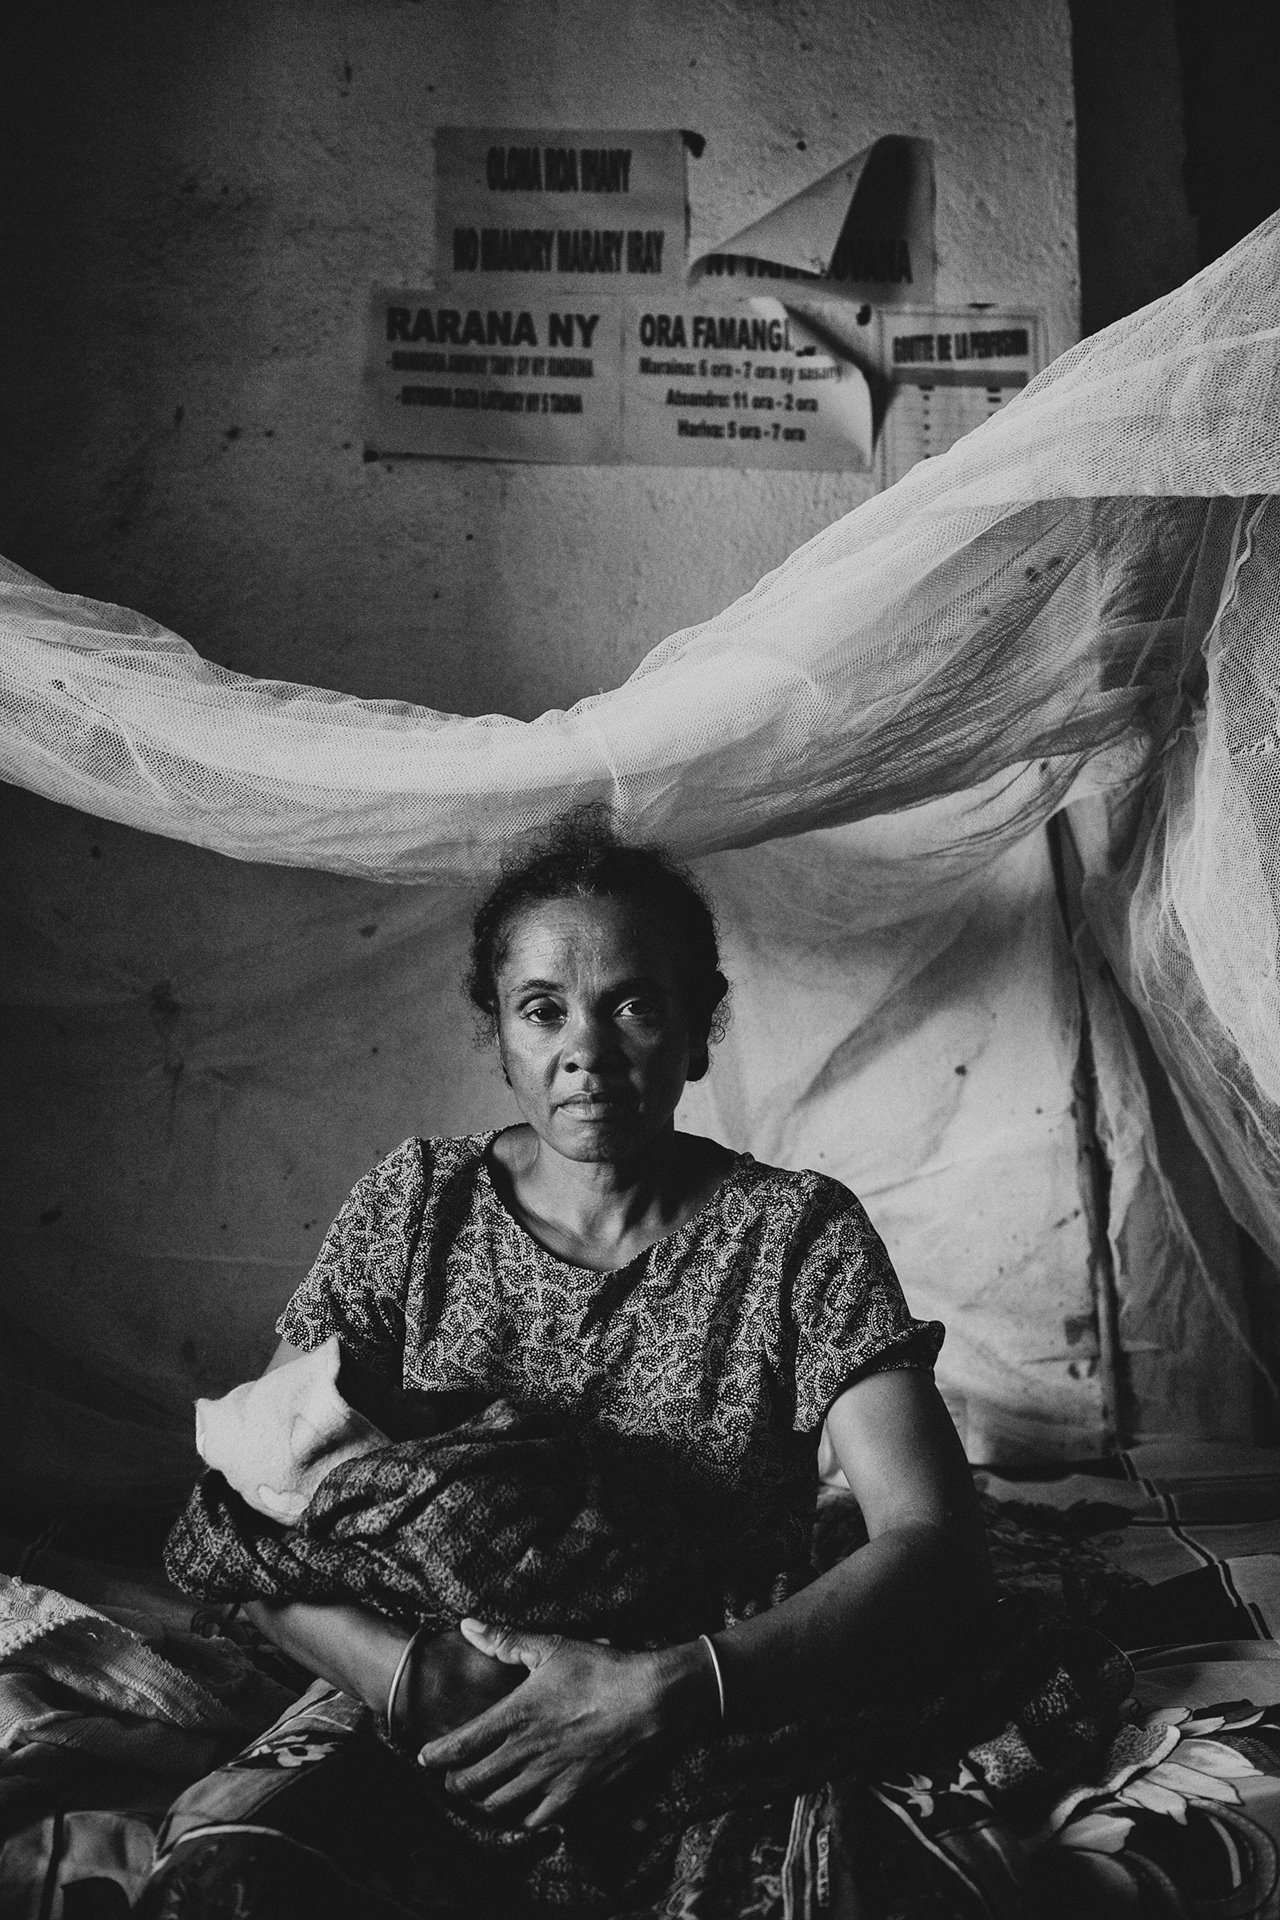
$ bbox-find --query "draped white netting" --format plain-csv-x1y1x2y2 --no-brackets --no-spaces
2,215,1276,879
2,214,1279,1298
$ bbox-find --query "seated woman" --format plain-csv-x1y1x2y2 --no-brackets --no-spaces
154,806,994,1918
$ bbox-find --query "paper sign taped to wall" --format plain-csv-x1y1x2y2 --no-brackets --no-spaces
877,308,1043,486
363,289,624,464
621,297,872,469
690,136,935,307
435,126,689,293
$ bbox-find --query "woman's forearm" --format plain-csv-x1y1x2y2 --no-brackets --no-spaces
244,1529,987,1751
245,1597,526,1740
413,1524,992,1823
678,1370,997,1740
244,1597,406,1713
699,1515,994,1736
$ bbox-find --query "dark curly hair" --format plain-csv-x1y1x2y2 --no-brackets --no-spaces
467,803,730,1079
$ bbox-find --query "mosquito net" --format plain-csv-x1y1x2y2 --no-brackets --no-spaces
1,215,1278,1492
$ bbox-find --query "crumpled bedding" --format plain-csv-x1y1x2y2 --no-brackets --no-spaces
0,1571,293,1916
0,1572,290,1768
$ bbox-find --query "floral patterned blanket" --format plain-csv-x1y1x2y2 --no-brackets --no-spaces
830,1439,1280,1918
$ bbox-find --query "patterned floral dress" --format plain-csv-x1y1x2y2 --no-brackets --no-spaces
277,1131,943,1617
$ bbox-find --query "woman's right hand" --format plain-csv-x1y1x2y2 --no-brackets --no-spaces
396,1625,525,1745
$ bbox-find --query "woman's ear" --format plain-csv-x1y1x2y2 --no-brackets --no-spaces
686,973,728,1081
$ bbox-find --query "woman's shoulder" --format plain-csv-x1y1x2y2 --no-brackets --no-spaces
417,1131,497,1178
360,1130,494,1172
346,1131,496,1210
684,1148,883,1267
725,1150,872,1223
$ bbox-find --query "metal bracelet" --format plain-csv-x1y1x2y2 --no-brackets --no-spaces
385,1623,430,1742
698,1632,726,1723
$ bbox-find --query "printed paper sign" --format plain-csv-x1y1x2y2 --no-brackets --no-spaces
363,288,623,464
620,297,872,470
877,308,1043,486
435,127,689,293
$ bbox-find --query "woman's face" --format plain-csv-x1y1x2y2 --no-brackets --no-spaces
493,892,700,1167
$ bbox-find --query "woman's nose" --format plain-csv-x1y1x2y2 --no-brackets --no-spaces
563,1008,615,1073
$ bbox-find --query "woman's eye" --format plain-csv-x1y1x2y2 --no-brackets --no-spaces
520,1000,563,1025
617,998,659,1022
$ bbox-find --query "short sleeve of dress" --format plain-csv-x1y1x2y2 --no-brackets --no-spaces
788,1182,944,1432
274,1137,426,1373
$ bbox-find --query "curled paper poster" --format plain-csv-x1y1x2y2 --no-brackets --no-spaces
690,136,935,307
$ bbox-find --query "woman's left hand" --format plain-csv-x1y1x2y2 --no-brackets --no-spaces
414,1620,702,1829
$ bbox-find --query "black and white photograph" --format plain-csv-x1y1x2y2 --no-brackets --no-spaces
2,3,1280,1912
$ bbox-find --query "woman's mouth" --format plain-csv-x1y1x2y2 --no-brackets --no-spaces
559,1091,630,1116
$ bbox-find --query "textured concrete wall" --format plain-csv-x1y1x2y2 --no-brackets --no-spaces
5,0,1077,717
